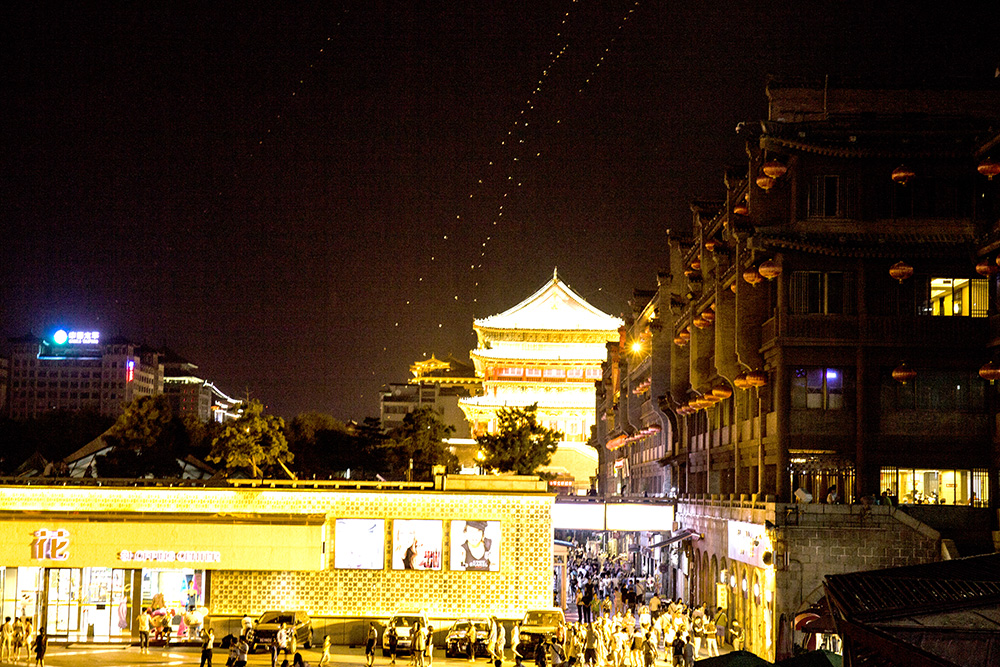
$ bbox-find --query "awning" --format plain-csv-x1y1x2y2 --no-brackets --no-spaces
647,528,702,549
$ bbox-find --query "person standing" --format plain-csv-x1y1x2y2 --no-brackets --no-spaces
136,609,151,654
388,626,398,666
413,621,426,667
2,617,14,662
277,624,289,657
21,617,34,663
703,617,718,657
33,630,47,667
682,637,694,667
425,625,434,667
496,621,506,666
241,613,254,639
712,607,727,648
200,629,215,667
233,636,250,667
366,622,379,667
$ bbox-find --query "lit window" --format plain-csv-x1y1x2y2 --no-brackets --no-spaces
792,367,844,410
920,277,987,317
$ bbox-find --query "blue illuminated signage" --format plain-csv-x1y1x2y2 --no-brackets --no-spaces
52,330,100,345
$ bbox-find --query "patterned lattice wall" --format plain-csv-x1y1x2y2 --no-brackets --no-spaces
0,486,553,619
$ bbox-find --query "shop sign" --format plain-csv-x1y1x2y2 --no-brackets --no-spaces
119,549,221,563
727,520,769,568
32,529,70,561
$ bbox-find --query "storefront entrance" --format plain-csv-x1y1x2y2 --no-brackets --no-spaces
2,566,206,643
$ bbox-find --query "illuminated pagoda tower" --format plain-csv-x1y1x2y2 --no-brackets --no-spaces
460,269,623,489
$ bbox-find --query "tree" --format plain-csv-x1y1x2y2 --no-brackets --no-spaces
476,403,562,475
384,407,457,480
207,399,293,478
286,411,357,478
96,395,185,478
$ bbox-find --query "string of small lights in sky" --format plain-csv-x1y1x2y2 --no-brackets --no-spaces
391,0,644,359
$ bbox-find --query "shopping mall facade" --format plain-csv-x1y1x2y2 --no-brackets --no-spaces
0,476,554,643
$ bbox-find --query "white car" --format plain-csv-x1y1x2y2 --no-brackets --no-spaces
382,610,430,656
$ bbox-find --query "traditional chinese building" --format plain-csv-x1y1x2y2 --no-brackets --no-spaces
460,269,623,489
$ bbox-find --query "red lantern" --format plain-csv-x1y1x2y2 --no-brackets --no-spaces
693,316,709,329
678,328,691,342
979,361,1000,384
758,258,782,281
761,160,787,179
891,165,915,185
712,385,733,400
733,202,749,216
889,261,914,283
976,258,999,277
746,370,768,387
701,310,715,323
730,282,738,294
892,362,917,385
756,174,775,191
743,267,764,286
673,336,687,347
978,157,1000,181
691,259,702,271
733,372,751,390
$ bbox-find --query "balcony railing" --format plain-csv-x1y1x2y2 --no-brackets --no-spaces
762,314,988,348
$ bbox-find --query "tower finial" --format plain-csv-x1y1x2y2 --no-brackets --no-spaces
553,266,558,281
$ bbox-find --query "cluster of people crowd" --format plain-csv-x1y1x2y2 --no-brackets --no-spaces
0,616,47,667
551,601,742,667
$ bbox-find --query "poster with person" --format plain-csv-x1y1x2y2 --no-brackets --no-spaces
449,520,501,571
391,519,443,570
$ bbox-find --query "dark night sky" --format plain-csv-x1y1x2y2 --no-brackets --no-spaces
2,1,998,419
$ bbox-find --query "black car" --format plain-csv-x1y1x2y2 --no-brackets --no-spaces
251,611,313,652
445,618,492,658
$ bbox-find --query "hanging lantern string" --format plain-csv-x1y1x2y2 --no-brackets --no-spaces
390,0,647,336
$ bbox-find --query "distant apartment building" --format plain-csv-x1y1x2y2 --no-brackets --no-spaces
6,330,163,419
379,354,480,437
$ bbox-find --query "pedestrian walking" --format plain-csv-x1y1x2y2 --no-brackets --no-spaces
319,635,332,667
413,621,426,667
33,630,46,667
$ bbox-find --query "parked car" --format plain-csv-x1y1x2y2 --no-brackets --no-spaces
382,610,429,656
251,611,313,651
445,618,492,658
516,608,565,656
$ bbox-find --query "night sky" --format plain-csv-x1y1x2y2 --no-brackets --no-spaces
3,1,998,419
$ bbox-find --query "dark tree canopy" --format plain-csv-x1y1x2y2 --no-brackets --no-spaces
96,395,185,478
384,407,457,481
476,403,561,475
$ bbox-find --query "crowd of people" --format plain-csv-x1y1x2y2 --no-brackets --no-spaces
0,615,47,666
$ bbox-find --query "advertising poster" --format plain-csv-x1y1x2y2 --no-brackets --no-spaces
334,519,385,569
391,520,442,570
450,520,501,571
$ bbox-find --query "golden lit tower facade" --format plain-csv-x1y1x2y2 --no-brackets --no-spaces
460,269,623,444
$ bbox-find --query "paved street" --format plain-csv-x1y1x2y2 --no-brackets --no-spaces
32,642,738,667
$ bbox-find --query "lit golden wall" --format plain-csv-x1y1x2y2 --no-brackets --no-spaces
0,486,553,619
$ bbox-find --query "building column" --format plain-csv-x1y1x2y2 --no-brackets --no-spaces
774,354,790,502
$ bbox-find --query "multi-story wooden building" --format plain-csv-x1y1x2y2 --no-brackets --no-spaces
627,78,1000,508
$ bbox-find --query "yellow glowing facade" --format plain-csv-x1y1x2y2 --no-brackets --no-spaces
0,479,554,638
460,270,623,443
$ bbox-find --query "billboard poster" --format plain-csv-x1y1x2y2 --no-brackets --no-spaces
334,519,385,569
391,520,442,570
450,520,501,571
